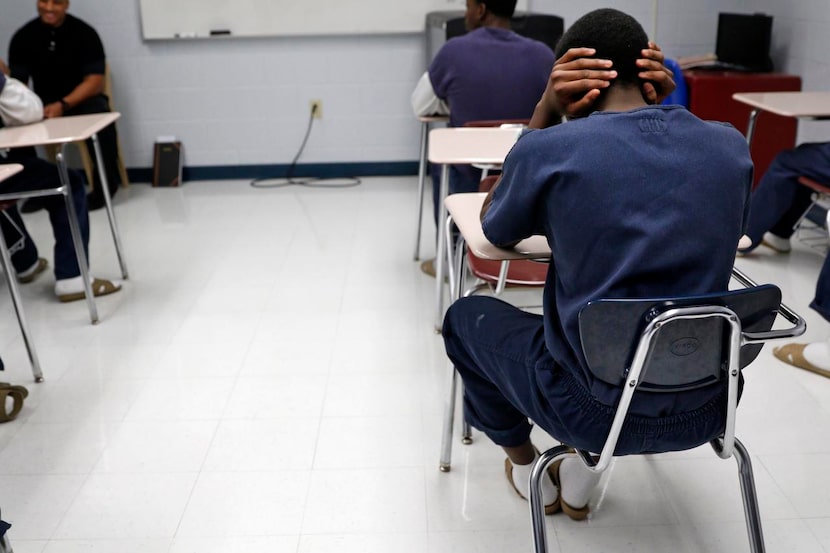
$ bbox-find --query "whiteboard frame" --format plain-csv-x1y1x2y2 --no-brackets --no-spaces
139,0,529,40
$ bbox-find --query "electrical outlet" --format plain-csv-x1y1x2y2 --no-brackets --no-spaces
310,99,323,119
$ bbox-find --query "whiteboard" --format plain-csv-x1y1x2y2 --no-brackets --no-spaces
139,0,528,39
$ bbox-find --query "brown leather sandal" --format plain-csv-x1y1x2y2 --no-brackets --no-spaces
504,457,562,515
0,383,29,423
58,278,122,303
773,343,830,379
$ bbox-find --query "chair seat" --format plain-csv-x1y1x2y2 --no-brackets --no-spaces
798,175,830,194
467,254,548,286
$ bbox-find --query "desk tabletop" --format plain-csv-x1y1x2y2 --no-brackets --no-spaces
732,92,830,118
445,192,551,261
0,164,23,182
428,127,522,165
0,112,121,149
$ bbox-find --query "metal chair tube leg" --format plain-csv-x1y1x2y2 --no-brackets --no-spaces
734,438,766,553
461,410,473,445
439,364,459,472
0,228,44,382
56,149,99,324
445,215,457,298
434,164,450,331
91,133,129,279
414,121,429,261
530,446,572,553
745,109,760,147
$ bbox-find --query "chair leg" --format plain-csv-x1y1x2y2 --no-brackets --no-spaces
734,438,766,553
462,417,473,444
439,364,459,472
0,226,44,383
529,445,572,553
414,121,428,261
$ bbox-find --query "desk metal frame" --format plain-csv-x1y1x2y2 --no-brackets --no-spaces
0,113,130,325
427,127,522,329
413,115,448,261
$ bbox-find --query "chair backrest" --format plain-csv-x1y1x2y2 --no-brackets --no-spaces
579,285,781,391
577,284,783,469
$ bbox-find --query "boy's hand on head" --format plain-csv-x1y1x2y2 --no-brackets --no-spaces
638,42,675,104
541,47,617,121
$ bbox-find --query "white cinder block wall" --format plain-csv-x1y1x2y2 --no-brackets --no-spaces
0,0,828,172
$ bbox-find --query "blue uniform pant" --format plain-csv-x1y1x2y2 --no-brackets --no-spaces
443,296,730,455
744,142,830,246
0,157,90,280
743,142,830,323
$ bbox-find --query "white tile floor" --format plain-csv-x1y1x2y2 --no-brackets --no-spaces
0,177,828,552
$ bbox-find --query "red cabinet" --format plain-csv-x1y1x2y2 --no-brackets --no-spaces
684,70,802,187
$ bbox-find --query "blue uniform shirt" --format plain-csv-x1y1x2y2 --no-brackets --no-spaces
483,105,753,412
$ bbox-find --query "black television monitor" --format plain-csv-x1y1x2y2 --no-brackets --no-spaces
716,13,773,72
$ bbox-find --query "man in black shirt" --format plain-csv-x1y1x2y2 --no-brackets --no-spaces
9,0,123,210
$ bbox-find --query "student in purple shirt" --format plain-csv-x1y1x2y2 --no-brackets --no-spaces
411,0,554,276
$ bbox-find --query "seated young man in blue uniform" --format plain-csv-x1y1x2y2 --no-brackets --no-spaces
442,8,753,518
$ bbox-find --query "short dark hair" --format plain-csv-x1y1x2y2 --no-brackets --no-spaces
555,8,648,85
480,0,518,19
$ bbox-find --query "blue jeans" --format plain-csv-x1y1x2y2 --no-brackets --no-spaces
811,255,830,323
744,142,830,248
0,157,90,280
442,296,730,455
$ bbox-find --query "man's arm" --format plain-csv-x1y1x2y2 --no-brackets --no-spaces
479,175,521,249
0,72,44,127
411,72,449,117
42,73,104,118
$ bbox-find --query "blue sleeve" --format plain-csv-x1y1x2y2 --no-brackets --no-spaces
481,131,548,246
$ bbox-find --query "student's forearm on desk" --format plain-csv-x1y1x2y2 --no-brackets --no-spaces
43,73,104,118
479,178,521,249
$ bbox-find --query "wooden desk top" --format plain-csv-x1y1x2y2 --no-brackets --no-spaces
445,192,551,261
428,127,522,165
0,164,23,182
732,92,830,119
0,112,121,149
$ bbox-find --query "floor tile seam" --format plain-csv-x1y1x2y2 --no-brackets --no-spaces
40,467,97,542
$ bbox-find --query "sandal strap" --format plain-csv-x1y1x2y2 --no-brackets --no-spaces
0,389,25,423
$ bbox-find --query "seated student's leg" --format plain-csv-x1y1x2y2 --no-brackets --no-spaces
0,206,44,281
443,295,563,509
744,143,830,252
41,169,90,281
443,296,603,517
443,296,543,446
